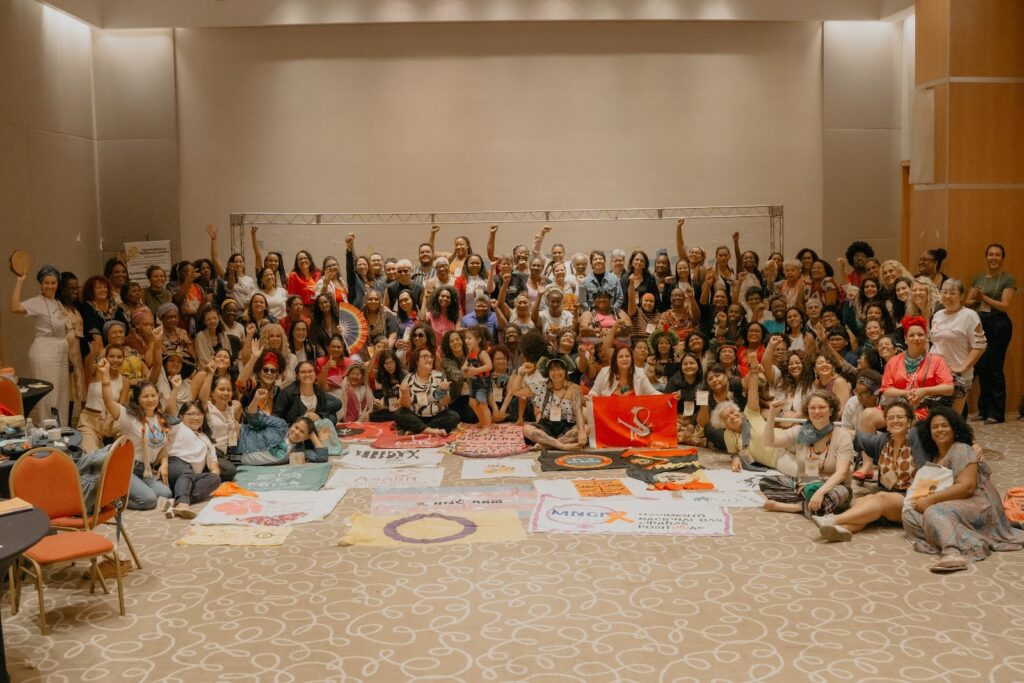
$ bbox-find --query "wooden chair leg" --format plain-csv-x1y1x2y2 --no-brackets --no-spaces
27,560,48,635
111,518,142,570
7,563,14,612
110,552,125,616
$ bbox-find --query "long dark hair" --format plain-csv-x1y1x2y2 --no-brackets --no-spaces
612,343,635,394
678,352,704,386
429,286,460,323
288,319,319,361
441,330,466,363
916,407,974,460
125,380,166,424
374,349,405,389
178,401,213,439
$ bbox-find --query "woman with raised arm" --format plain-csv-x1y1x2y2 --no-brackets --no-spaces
760,391,855,520
903,408,1024,572
206,224,256,308
249,226,286,287
157,398,221,519
287,250,320,312
95,357,173,509
967,243,1015,424
10,264,72,423
675,218,707,287
238,386,327,465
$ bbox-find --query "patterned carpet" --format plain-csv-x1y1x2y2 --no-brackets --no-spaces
5,421,1024,683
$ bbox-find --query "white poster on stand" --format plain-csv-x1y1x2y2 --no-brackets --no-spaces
124,240,172,285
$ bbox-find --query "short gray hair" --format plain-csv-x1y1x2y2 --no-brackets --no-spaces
709,400,740,430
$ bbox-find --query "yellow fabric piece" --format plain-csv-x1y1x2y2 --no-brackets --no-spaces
339,510,526,547
176,525,291,546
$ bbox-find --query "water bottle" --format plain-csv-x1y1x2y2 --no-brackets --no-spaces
24,417,35,439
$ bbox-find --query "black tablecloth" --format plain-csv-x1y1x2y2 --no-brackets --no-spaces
0,508,48,683
16,379,53,417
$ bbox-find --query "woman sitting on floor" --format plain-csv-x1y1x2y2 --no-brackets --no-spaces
517,355,588,451
160,398,222,519
274,360,341,423
760,390,855,520
368,349,404,422
902,407,1024,572
394,348,461,436
96,358,173,510
814,401,922,542
238,387,328,465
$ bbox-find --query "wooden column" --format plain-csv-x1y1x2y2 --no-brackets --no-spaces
912,0,1024,416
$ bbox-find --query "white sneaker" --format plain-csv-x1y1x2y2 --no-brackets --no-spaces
819,523,853,542
812,514,835,528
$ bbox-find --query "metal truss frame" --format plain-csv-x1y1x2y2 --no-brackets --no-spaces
229,204,784,256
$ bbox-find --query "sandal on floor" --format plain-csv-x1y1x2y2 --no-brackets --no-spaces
929,554,968,573
852,469,874,482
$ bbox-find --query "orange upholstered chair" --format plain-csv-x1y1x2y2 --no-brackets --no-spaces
9,448,126,634
0,376,22,416
48,437,142,569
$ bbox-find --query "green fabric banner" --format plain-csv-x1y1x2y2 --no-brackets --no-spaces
234,463,332,491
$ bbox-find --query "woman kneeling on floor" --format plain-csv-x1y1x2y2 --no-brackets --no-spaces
902,407,1024,572
815,400,922,542
517,355,588,451
760,390,855,520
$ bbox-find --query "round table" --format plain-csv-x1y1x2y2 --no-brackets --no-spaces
0,508,48,683
16,379,53,418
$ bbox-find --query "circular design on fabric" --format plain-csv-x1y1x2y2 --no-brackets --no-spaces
554,454,613,469
383,513,478,544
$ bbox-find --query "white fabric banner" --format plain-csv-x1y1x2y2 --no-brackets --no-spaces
678,490,766,508
194,489,347,527
325,467,444,489
529,495,732,536
703,469,779,492
460,458,537,480
340,446,445,469
532,478,673,500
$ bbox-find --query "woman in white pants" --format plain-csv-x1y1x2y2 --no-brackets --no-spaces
10,265,70,425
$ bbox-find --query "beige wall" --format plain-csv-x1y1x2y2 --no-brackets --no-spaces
822,20,903,265
0,0,98,372
175,21,824,267
93,28,180,265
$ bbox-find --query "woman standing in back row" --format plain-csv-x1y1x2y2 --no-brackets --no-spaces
968,244,1015,424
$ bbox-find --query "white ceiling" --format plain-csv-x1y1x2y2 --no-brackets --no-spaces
43,0,916,29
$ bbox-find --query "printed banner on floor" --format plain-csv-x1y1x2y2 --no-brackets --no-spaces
372,432,455,449
176,525,293,546
336,422,395,443
233,463,331,491
339,510,526,547
325,467,445,490
340,446,445,469
194,488,347,527
460,458,537,480
532,477,673,500
453,424,530,458
590,395,678,449
371,485,537,518
678,490,765,508
538,449,630,472
703,469,779,493
529,495,732,536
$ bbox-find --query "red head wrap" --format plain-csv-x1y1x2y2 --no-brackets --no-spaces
900,315,928,336
261,352,280,369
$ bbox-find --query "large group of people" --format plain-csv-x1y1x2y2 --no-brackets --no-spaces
7,220,1023,571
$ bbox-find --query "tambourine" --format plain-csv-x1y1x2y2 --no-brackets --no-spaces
8,249,31,277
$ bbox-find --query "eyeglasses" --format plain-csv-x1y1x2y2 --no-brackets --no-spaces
413,332,426,338
261,367,279,374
